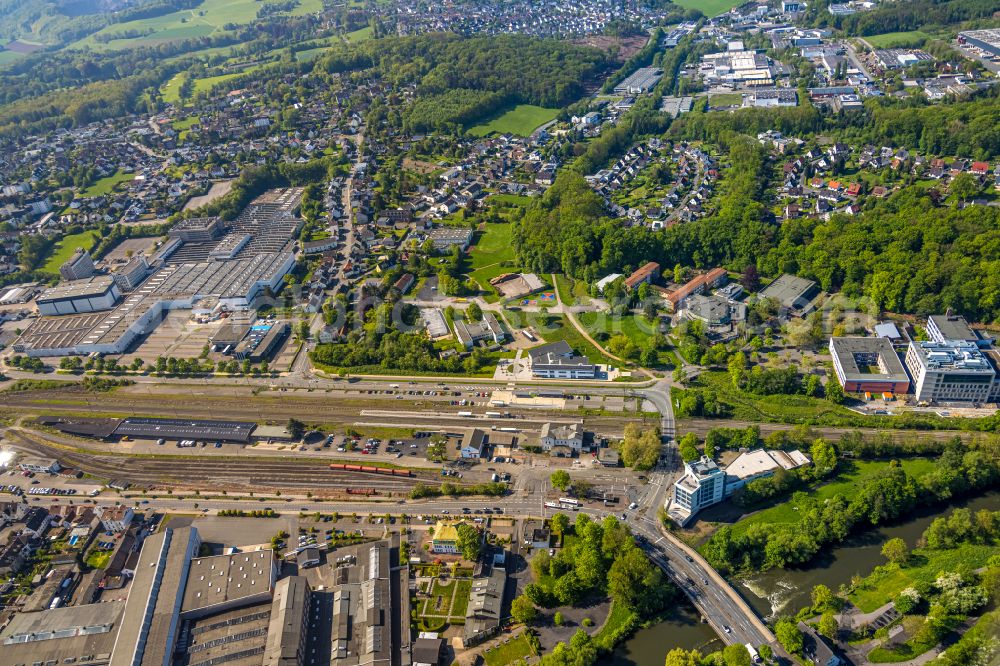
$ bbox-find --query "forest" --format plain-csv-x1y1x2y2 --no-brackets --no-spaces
316,33,607,131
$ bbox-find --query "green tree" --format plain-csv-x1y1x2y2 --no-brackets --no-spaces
950,172,980,202
550,470,571,491
775,618,803,654
810,439,838,477
287,418,305,439
466,301,483,321
664,649,704,666
455,522,481,561
825,378,845,404
551,512,570,535
678,432,700,462
881,537,909,565
818,612,838,640
511,594,538,624
721,644,752,666
811,584,834,611
607,547,669,614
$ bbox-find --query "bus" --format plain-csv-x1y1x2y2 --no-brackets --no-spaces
544,501,561,509
559,497,580,508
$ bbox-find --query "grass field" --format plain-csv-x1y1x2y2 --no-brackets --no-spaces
0,50,25,66
849,543,999,612
727,458,938,542
41,230,102,274
72,0,324,51
345,25,373,42
161,73,186,105
81,170,135,198
469,224,515,270
864,31,931,48
670,0,745,17
467,223,520,295
708,93,743,108
468,104,559,137
483,632,537,666
172,115,200,131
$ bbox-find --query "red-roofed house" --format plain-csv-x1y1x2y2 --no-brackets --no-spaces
845,183,861,197
624,262,661,291
971,161,990,175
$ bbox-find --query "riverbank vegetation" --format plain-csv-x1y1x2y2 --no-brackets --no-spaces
702,439,1000,574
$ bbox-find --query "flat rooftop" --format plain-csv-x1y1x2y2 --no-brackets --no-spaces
927,314,978,343
0,600,125,665
37,275,116,303
759,273,817,310
909,340,995,373
726,448,809,480
830,336,910,383
182,550,275,615
113,416,258,443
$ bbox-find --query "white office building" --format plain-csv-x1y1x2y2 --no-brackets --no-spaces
671,457,725,521
905,340,1000,404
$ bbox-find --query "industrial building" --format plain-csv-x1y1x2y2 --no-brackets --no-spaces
0,600,126,666
0,525,414,666
905,340,1000,404
829,337,911,395
14,189,302,357
743,88,798,107
111,255,151,291
36,276,121,316
700,50,777,87
105,525,316,666
614,67,663,94
958,29,1000,58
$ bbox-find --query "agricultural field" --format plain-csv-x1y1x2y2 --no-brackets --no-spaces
0,50,25,66
41,230,101,274
864,31,932,48
468,104,559,137
70,0,324,51
669,0,745,17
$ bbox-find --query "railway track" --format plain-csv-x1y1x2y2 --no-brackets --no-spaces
5,429,428,494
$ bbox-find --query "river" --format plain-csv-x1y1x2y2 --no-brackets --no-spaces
603,491,999,666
